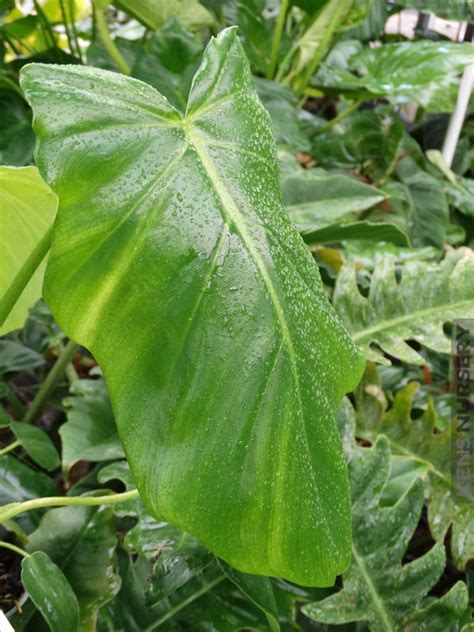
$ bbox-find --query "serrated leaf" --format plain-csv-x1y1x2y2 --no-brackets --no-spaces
334,250,474,365
26,500,121,629
358,380,474,570
60,379,124,479
21,28,364,585
302,437,468,631
0,166,57,335
21,551,80,632
10,420,60,471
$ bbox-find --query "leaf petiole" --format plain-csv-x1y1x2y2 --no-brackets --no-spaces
0,539,31,558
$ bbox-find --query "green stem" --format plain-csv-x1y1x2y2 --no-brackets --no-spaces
0,540,30,558
0,489,140,524
59,0,76,57
267,0,289,80
95,8,130,75
0,440,21,457
68,0,84,62
317,98,363,132
294,0,352,97
23,340,79,424
0,225,53,329
147,574,226,630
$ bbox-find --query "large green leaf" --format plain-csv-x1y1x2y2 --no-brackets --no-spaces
0,166,57,335
27,500,121,629
358,379,474,570
302,438,469,631
333,250,474,364
315,41,474,112
21,28,364,586
21,551,80,632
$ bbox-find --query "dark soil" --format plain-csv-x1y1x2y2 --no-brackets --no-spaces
0,546,24,614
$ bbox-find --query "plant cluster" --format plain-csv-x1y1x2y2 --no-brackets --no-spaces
0,0,473,630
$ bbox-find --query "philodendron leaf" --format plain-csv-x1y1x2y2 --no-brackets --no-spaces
0,166,57,335
334,249,474,364
302,438,469,631
21,551,80,632
360,380,474,570
26,500,121,629
21,28,364,585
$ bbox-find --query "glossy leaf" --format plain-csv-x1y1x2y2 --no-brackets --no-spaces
334,250,474,364
113,0,214,31
26,500,121,628
10,420,60,471
303,438,469,631
315,41,474,112
359,380,474,570
0,166,57,335
282,170,386,231
60,379,124,479
21,551,80,632
21,28,364,585
0,456,57,532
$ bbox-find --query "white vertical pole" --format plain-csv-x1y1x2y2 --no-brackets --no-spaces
441,62,474,168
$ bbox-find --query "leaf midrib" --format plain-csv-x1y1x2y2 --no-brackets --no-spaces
351,545,394,631
352,299,473,342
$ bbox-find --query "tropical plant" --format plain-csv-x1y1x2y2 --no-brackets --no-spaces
0,1,473,630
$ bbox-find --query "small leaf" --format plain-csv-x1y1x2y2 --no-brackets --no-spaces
60,379,124,478
21,551,80,632
0,456,57,532
21,27,364,585
282,170,386,230
27,499,121,628
302,221,410,246
334,250,474,364
113,0,213,31
10,420,59,471
0,339,45,375
0,166,57,335
302,438,469,631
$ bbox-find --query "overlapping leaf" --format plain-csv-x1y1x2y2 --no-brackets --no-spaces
303,437,469,631
0,166,57,335
21,28,365,584
334,249,474,364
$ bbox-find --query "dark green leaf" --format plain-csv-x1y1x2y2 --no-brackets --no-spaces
21,551,80,632
302,438,469,631
334,250,474,364
21,28,364,585
10,421,59,471
0,91,35,166
27,500,121,628
0,340,45,375
302,221,410,246
60,379,124,479
0,456,57,532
